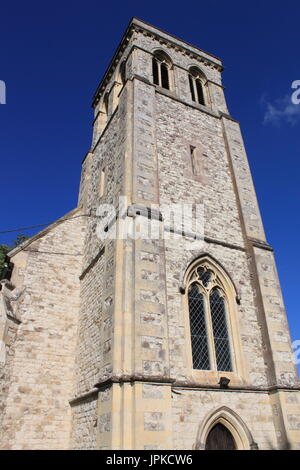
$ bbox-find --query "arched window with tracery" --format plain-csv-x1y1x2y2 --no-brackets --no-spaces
152,51,172,90
186,261,234,372
188,67,206,105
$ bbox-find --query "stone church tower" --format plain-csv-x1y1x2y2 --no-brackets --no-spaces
1,18,300,450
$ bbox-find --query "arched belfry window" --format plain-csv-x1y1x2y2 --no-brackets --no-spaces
152,51,172,90
119,61,126,87
103,92,109,116
186,260,234,372
93,92,110,141
188,67,206,105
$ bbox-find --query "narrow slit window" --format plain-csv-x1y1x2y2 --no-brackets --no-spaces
190,146,196,174
99,168,106,197
190,146,203,176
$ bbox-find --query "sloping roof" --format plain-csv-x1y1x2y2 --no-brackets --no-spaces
8,207,85,258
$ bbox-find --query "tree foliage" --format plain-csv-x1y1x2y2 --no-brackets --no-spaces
0,233,30,274
12,234,29,248
0,244,10,271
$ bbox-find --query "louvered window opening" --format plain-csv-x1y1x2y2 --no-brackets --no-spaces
152,57,170,90
152,57,159,86
187,266,233,372
189,75,195,101
120,61,126,86
104,93,109,115
189,73,205,105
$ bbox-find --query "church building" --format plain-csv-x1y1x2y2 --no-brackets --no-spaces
1,18,299,450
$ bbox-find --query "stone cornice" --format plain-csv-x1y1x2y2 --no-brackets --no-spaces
69,375,300,405
69,388,99,406
248,237,274,252
126,44,224,86
131,19,223,70
154,83,220,118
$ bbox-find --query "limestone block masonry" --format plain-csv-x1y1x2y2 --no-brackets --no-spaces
1,18,299,450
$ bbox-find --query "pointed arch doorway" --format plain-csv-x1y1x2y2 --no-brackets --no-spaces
205,423,236,450
195,406,258,450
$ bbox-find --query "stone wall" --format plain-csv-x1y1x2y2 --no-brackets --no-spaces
164,239,267,385
0,210,85,450
70,393,98,450
0,318,19,433
172,389,277,449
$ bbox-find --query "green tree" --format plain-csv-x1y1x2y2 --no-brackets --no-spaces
12,233,29,248
0,233,30,274
0,244,10,272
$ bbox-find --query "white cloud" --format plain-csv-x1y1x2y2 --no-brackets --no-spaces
262,94,300,126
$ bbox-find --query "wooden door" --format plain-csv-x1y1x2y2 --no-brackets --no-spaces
205,423,236,450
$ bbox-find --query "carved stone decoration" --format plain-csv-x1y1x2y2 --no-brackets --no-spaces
0,280,24,365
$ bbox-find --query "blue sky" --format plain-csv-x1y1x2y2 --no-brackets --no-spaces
0,1,299,362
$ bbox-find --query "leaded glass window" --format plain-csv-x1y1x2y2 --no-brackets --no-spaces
188,283,210,370
210,288,232,372
197,266,212,287
187,263,233,372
